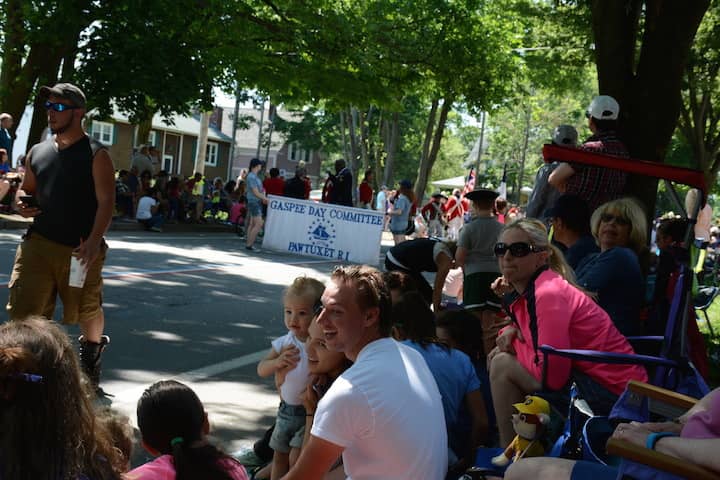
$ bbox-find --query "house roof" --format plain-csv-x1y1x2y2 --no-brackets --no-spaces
111,110,233,144
219,106,299,152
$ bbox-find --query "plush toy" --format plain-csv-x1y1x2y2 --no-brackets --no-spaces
491,395,551,467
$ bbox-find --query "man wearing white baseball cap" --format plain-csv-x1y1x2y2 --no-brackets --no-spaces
549,95,629,212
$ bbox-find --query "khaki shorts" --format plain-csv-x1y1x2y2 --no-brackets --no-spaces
6,232,107,325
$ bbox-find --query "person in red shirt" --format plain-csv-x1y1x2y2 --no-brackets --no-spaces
358,169,374,208
421,192,447,237
263,167,286,197
444,189,469,240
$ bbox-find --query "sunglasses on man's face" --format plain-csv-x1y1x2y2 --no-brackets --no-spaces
599,213,630,226
44,101,77,112
494,242,545,258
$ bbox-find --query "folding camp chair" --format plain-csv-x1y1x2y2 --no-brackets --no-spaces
606,380,718,480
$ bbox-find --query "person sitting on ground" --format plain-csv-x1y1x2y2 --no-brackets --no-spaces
382,270,420,306
126,380,249,480
504,384,720,480
574,197,647,336
549,95,629,212
436,309,496,437
284,265,448,480
136,186,164,232
257,277,325,480
488,219,648,447
287,313,353,480
392,291,489,478
0,148,11,174
455,187,505,358
115,169,135,218
547,194,599,270
98,407,135,472
387,179,415,245
0,317,124,479
525,125,578,220
384,237,456,312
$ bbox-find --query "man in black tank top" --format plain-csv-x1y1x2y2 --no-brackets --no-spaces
7,83,116,395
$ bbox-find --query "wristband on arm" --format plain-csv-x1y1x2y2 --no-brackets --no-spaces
646,432,679,450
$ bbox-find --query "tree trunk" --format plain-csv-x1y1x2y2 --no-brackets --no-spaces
0,0,26,136
591,1,708,213
340,111,350,162
373,109,384,192
194,111,211,175
516,107,531,203
137,113,155,147
383,113,400,188
360,107,370,172
347,106,360,204
415,96,453,202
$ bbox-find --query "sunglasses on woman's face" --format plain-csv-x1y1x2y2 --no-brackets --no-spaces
494,242,545,258
599,213,630,226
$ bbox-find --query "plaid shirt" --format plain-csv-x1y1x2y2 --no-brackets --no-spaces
565,131,629,212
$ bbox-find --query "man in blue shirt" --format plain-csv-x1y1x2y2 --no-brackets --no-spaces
0,113,14,161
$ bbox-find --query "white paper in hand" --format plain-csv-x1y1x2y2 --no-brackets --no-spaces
69,255,88,288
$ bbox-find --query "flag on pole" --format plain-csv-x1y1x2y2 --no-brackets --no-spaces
498,163,507,198
462,168,475,196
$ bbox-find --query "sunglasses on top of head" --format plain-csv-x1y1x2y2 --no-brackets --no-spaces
494,242,545,258
44,101,77,112
599,213,630,226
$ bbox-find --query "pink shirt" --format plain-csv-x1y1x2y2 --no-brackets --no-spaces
504,269,648,395
125,455,249,480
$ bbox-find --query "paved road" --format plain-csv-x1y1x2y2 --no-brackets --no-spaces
0,230,387,466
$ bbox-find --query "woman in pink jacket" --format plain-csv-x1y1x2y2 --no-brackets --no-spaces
487,218,647,447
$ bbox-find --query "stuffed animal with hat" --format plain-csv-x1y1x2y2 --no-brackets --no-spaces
491,395,551,467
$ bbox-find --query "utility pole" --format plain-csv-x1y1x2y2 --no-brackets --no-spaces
227,84,241,180
473,111,487,175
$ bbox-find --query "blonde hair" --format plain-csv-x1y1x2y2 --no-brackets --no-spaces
501,218,577,284
590,197,648,255
285,276,325,306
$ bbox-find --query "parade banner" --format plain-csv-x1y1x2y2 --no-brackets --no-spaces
262,195,384,265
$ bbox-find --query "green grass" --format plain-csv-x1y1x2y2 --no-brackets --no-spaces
697,296,720,387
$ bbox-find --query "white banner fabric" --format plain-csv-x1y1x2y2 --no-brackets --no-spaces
262,195,384,265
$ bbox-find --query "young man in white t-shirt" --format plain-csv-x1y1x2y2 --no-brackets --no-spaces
135,187,164,232
283,265,448,480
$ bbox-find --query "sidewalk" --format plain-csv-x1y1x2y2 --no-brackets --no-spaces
0,213,236,233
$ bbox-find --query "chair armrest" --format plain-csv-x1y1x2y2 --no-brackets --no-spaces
627,380,698,410
539,345,679,368
626,336,664,342
606,438,718,480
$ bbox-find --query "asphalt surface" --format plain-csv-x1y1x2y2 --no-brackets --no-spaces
0,229,388,467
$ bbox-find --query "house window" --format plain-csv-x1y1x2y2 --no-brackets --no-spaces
205,141,218,166
288,142,311,163
91,121,114,145
148,131,157,147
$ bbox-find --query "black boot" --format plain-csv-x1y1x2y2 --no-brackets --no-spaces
78,335,110,395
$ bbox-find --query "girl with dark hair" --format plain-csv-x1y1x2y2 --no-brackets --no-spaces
127,380,248,480
391,292,489,477
0,317,123,480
